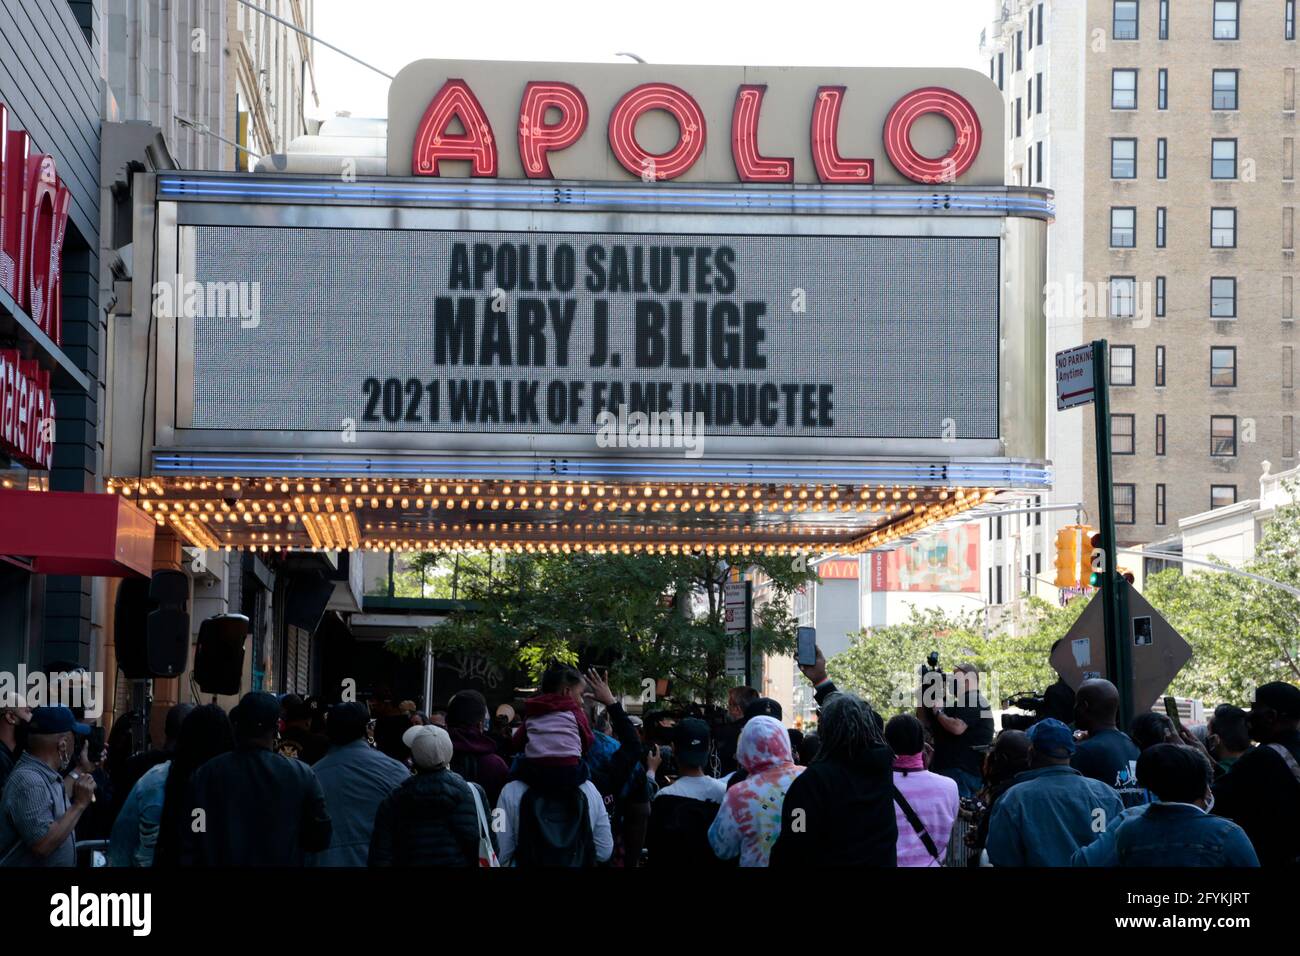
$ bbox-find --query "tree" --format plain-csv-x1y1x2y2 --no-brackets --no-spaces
385,550,815,703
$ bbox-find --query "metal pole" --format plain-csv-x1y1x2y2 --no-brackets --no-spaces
234,0,394,79
1092,339,1135,730
1121,549,1300,599
743,580,753,688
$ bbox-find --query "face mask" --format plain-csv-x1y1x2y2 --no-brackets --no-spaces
57,740,72,774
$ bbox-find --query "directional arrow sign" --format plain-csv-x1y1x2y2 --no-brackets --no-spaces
1051,589,1193,710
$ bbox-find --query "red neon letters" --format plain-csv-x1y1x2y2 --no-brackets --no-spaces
411,79,983,185
0,348,55,470
0,103,70,345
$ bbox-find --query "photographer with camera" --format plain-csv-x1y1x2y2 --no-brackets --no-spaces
918,659,994,800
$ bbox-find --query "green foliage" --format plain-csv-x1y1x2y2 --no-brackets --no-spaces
384,550,815,700
826,597,1085,717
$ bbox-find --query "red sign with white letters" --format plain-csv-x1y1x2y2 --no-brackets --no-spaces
0,102,72,347
0,347,55,469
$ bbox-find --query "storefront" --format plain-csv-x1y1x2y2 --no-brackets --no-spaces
104,59,1051,701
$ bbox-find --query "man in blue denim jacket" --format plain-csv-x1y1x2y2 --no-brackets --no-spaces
986,719,1124,866
1072,743,1258,866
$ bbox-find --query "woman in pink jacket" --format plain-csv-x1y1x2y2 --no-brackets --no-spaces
886,714,960,867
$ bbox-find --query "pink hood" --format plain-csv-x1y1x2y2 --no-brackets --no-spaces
737,716,795,774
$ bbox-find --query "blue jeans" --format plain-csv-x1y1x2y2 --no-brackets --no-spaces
937,766,982,799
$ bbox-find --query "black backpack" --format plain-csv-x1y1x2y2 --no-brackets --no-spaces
514,785,595,867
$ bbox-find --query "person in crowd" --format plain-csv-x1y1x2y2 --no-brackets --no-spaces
985,718,1124,866
645,718,726,867
769,694,894,867
711,715,802,866
0,707,95,867
489,704,517,756
371,695,416,764
966,729,1032,867
1039,640,1078,724
0,703,32,794
788,728,807,766
716,685,759,775
886,713,959,867
1072,744,1258,867
67,726,114,842
1206,704,1254,778
178,692,331,866
583,670,651,867
1130,712,1178,752
800,732,821,766
509,665,594,788
280,694,329,765
495,737,613,866
1213,681,1300,867
924,663,995,799
724,697,786,789
308,702,410,866
369,723,493,866
111,704,231,868
1071,679,1141,788
427,708,448,728
446,690,510,806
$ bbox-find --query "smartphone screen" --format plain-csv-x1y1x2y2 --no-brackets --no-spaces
796,626,817,667
1163,695,1183,727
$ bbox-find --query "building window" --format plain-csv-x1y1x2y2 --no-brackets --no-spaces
1027,78,1033,116
1211,207,1237,247
1015,98,1022,137
1112,413,1136,454
1211,346,1237,386
1029,7,1035,48
1286,346,1295,389
1287,415,1296,458
1212,139,1238,179
1214,1,1240,40
1156,276,1167,317
1111,207,1137,247
1038,2,1044,44
1213,70,1240,110
1288,0,1296,40
1211,415,1237,456
1036,141,1044,183
1160,0,1170,39
998,52,1005,90
1110,344,1136,385
1156,413,1167,455
1114,1,1139,39
1158,69,1169,110
1016,31,1023,71
990,57,995,82
1112,138,1137,178
1156,138,1168,179
1113,69,1138,109
1111,276,1137,317
1114,484,1137,524
1211,484,1238,509
1211,277,1237,318
1036,72,1044,113
1156,484,1167,525
1156,345,1167,386
1156,207,1167,248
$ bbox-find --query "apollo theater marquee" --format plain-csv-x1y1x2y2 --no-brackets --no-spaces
109,59,1052,560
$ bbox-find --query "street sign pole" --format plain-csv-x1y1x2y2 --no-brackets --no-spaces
743,580,753,688
1091,339,1135,730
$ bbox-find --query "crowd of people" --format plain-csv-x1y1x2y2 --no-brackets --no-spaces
0,649,1296,868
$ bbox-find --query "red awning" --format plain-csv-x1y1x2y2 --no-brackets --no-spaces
0,489,155,577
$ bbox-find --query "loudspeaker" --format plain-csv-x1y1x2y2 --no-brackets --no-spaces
114,577,153,680
284,574,335,633
194,614,249,696
114,571,190,679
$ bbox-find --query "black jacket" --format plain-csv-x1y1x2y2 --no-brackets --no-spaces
1213,730,1300,867
179,745,331,866
769,678,896,867
368,769,492,867
645,792,724,868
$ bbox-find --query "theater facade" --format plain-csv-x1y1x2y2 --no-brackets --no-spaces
108,59,1052,564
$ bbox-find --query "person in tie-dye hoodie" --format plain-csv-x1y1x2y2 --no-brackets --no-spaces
708,716,802,866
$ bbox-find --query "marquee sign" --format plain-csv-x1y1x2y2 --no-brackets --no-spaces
0,103,72,346
388,61,1003,186
0,348,55,469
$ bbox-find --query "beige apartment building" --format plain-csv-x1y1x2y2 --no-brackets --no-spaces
983,0,1297,548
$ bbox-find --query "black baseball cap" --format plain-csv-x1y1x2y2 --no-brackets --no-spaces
28,706,91,736
232,692,280,735
1255,682,1300,719
674,718,711,768
744,697,783,722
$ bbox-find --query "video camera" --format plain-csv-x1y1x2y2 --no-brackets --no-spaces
1000,691,1049,731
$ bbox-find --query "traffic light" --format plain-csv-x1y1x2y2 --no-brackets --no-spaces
1118,567,1135,585
1053,524,1085,588
1087,529,1106,587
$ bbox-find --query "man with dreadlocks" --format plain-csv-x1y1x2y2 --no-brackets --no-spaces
769,686,897,867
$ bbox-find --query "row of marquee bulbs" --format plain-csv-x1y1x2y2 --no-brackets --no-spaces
153,490,995,556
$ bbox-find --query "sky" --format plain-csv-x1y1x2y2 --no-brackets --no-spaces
310,0,996,121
